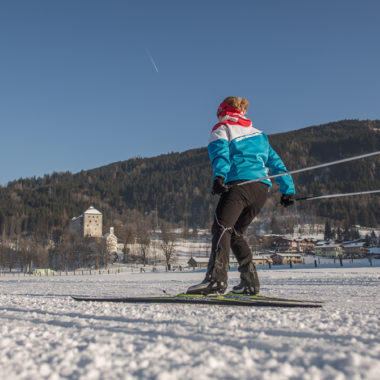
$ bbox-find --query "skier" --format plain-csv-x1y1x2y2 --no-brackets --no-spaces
187,96,295,295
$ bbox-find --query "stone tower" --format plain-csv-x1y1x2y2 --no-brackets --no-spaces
83,206,103,238
69,206,103,238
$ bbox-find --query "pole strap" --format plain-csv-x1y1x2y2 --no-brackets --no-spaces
232,150,380,187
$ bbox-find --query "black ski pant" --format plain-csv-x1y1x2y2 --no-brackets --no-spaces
206,181,268,283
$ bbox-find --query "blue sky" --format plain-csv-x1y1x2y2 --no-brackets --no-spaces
0,0,379,185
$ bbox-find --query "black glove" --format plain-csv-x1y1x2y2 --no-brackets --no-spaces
280,194,295,207
212,176,228,195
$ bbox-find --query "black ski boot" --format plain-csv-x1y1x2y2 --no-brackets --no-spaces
186,276,227,295
231,279,258,295
231,258,260,295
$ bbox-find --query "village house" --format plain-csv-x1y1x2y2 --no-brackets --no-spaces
187,257,209,269
252,255,273,266
271,253,303,265
274,236,316,253
274,237,298,252
343,242,368,258
314,243,343,257
298,238,317,253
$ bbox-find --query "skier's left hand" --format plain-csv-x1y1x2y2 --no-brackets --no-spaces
280,194,295,207
212,176,228,195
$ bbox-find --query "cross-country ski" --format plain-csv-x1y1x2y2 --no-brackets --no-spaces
71,292,323,308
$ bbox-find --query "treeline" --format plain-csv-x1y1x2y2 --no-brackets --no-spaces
0,233,108,273
0,119,379,240
0,218,179,272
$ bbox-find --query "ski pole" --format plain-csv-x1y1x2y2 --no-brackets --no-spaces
295,189,380,202
231,150,380,188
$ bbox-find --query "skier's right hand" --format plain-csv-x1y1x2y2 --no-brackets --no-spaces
212,176,228,195
280,194,295,207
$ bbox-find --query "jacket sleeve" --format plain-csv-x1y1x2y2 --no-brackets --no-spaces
266,145,295,194
208,124,230,180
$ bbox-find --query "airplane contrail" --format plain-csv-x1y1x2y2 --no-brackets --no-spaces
146,49,159,73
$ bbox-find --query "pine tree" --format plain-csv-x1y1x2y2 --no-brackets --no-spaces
271,216,283,235
324,221,333,240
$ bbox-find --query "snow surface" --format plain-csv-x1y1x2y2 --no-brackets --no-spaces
1,264,379,380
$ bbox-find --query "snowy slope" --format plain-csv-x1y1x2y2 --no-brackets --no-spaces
1,265,379,380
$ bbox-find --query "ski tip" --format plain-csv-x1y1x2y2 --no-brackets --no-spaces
71,295,94,301
225,292,325,304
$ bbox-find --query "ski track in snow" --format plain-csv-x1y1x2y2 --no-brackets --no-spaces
0,266,380,380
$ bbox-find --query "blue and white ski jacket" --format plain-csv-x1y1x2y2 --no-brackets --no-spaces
208,113,295,195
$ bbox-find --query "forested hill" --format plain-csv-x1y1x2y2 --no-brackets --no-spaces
0,119,379,238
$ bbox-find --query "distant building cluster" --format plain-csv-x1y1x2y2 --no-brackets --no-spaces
188,231,379,269
272,235,375,258
69,206,119,254
68,207,379,266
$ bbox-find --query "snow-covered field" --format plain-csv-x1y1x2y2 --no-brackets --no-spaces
1,264,379,380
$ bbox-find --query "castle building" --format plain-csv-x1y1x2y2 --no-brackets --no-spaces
69,206,103,238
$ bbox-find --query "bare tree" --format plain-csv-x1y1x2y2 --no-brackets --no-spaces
19,237,34,273
160,222,177,271
0,241,4,270
0,240,10,271
34,241,49,269
1,240,17,272
82,237,95,269
137,221,150,266
114,220,137,245
50,230,82,271
92,238,109,269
